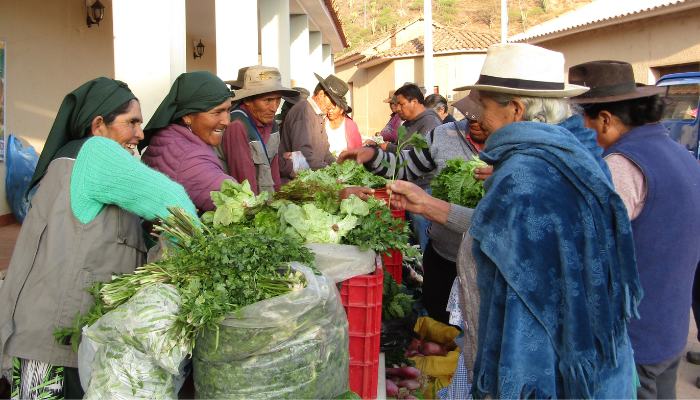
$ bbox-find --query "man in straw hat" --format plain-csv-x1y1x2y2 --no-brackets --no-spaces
569,60,700,399
339,90,489,325
279,73,349,182
214,66,299,194
375,43,642,398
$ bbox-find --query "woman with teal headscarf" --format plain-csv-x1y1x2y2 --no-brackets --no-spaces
141,71,237,212
0,78,196,400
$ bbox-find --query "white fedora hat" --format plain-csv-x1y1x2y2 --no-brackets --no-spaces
454,43,589,98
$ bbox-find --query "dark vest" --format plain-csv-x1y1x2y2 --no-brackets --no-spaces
214,109,279,194
603,123,700,364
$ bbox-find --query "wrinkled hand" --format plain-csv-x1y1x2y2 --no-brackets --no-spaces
338,186,375,201
386,180,431,215
338,147,376,165
283,152,292,159
474,166,493,181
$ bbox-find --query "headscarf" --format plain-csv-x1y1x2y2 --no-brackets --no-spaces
28,77,136,194
141,71,234,151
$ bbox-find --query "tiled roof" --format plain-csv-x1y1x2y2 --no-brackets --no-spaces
509,0,696,42
335,36,387,63
324,0,350,48
358,26,499,66
336,17,498,66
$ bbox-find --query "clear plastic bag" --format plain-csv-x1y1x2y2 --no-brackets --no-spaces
304,243,376,283
291,151,310,172
83,342,179,400
5,134,38,223
193,262,349,399
81,283,189,399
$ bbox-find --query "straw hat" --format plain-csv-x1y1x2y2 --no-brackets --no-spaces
231,66,299,101
568,60,666,104
451,91,483,121
383,90,396,103
454,43,589,98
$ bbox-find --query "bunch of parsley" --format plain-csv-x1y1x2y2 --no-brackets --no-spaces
99,207,316,350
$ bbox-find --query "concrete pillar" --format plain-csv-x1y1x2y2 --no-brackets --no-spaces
113,0,186,124
290,15,310,90
260,0,291,87
321,44,333,78
309,32,323,89
216,0,258,81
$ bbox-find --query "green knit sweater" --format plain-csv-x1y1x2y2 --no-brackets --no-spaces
70,136,197,224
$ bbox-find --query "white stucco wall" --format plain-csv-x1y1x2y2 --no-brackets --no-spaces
0,0,116,216
532,7,700,84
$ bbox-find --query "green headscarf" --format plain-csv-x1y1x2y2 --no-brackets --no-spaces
140,71,234,150
28,77,136,194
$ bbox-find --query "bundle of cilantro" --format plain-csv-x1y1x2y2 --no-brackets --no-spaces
430,156,488,208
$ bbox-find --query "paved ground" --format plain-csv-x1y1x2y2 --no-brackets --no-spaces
1,222,700,397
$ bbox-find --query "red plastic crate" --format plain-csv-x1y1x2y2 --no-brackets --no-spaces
382,248,403,285
340,257,383,306
349,333,380,364
349,361,379,399
344,303,381,336
391,208,405,221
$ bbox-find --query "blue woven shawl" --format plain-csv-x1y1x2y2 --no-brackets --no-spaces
469,115,642,398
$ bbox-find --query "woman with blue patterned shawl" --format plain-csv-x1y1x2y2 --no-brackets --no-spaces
384,43,642,399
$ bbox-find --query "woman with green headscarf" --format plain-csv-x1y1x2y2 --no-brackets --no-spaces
0,77,196,400
141,71,237,212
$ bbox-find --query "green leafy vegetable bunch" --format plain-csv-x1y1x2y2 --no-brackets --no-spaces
99,207,316,350
296,160,389,189
430,156,488,208
382,272,414,320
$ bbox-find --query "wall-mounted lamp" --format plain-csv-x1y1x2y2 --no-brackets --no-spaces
193,40,205,59
86,0,105,28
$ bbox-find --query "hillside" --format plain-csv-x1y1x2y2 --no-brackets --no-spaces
338,0,595,51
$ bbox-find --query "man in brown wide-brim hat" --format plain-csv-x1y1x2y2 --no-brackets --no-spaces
278,73,350,182
214,65,299,194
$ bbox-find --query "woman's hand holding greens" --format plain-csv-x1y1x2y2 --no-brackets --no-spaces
386,180,450,225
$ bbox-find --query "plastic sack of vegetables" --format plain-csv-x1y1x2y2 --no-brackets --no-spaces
193,262,350,399
81,283,189,399
304,243,376,283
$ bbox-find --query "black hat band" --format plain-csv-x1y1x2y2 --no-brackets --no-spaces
476,74,565,90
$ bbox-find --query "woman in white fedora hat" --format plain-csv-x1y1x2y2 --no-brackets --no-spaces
382,43,642,398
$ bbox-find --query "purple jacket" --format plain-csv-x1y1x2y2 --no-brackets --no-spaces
141,123,235,212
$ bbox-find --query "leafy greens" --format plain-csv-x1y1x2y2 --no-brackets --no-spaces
430,156,488,208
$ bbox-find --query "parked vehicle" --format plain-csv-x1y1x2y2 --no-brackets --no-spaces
657,72,700,159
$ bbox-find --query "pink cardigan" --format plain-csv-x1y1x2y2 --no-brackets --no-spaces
345,117,362,149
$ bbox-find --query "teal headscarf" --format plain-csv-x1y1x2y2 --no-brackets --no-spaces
140,71,234,150
28,77,136,194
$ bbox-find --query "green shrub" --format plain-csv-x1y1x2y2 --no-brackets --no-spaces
409,0,423,11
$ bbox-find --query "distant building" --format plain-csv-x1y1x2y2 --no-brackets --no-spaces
335,17,499,135
508,0,700,83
